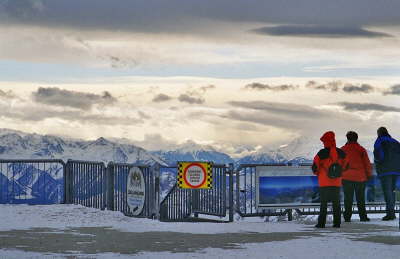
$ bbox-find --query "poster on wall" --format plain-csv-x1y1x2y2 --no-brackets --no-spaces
256,165,400,208
256,166,318,207
127,167,146,216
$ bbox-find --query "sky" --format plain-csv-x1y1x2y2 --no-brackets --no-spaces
1,0,400,156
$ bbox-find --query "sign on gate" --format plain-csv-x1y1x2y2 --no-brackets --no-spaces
177,162,212,189
127,167,146,216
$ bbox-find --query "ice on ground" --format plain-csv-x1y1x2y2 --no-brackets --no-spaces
0,204,309,234
1,204,400,259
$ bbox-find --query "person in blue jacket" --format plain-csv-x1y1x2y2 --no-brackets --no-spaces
373,127,400,220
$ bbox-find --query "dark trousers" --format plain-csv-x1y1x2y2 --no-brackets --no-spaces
342,180,367,220
380,175,398,217
318,187,341,226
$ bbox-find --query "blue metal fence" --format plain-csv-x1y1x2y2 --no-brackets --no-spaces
159,164,234,222
66,160,107,210
107,162,158,218
0,159,65,204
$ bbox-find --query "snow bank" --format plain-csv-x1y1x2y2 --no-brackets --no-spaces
0,204,308,234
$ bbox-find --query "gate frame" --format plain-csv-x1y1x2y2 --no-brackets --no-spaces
159,163,234,222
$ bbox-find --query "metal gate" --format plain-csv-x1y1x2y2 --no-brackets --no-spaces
65,160,159,218
65,160,107,209
107,162,159,218
159,164,234,222
0,159,65,204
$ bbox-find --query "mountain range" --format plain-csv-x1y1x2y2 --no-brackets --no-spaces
0,128,376,166
0,128,166,165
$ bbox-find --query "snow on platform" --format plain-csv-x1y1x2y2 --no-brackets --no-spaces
0,204,399,259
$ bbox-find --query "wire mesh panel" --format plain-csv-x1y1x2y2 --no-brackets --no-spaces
110,163,156,218
67,160,107,209
0,159,65,204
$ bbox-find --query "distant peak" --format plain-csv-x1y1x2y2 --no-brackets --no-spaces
93,137,111,145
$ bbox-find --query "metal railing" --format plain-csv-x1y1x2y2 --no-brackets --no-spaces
107,162,158,218
66,160,107,209
159,164,234,222
160,183,192,221
0,159,65,204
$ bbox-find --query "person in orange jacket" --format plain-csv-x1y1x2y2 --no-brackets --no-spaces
312,131,348,228
341,131,372,222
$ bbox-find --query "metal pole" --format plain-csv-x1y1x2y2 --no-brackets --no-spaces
287,209,293,221
229,163,234,222
152,163,161,220
107,162,115,211
63,161,68,204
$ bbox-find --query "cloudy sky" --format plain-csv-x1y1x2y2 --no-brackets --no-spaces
1,0,400,155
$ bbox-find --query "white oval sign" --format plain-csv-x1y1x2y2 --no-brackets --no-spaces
127,167,145,216
184,163,207,188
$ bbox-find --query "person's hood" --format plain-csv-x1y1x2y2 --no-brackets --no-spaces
320,131,338,161
320,131,336,148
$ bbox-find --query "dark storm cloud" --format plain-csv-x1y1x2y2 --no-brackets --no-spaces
306,80,341,92
228,101,326,118
244,83,298,91
178,94,205,104
342,84,375,94
152,93,173,103
223,100,364,133
199,85,216,93
223,110,300,130
2,1,400,34
32,87,117,110
0,89,16,99
138,111,151,120
336,102,400,112
0,103,143,125
383,85,400,95
253,25,393,38
305,81,378,94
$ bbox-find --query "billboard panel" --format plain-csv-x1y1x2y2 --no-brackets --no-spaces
256,165,400,208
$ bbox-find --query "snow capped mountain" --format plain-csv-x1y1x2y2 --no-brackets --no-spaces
0,128,376,167
151,140,234,166
237,135,375,165
0,129,167,165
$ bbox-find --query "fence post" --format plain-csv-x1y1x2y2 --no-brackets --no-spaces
107,162,115,211
152,163,161,220
287,209,293,221
229,163,234,222
63,161,68,204
65,160,73,204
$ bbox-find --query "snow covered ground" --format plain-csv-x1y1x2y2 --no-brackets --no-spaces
0,204,399,258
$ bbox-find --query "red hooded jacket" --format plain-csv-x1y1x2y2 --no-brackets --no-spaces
312,131,348,187
341,142,372,182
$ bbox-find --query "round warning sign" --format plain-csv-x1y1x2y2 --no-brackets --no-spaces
127,167,145,216
183,163,207,188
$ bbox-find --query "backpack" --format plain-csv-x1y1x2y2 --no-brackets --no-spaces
328,162,342,179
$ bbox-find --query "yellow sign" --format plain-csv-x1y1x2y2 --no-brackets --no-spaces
177,162,212,189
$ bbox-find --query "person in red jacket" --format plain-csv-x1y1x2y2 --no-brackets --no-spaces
312,131,347,228
341,131,372,222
